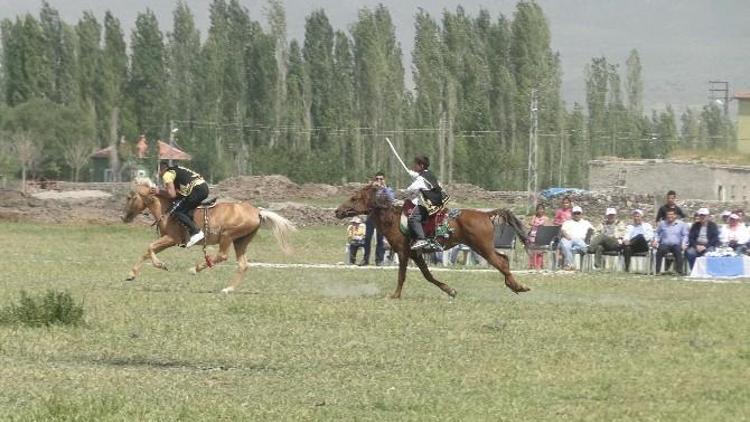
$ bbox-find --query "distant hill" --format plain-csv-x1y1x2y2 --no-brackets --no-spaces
1,0,748,112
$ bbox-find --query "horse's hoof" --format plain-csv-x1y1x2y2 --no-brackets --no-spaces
188,267,197,275
388,294,401,299
513,285,531,294
221,287,235,294
125,275,135,281
447,289,458,298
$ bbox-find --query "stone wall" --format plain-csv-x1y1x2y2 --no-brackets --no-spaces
588,159,750,201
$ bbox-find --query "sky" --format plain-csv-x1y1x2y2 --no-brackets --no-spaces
1,0,748,113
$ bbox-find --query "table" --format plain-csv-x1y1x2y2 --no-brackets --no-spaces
689,256,750,278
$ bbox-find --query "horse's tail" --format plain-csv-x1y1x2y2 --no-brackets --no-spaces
489,208,528,245
259,209,297,255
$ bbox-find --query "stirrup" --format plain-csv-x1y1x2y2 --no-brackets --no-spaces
410,239,429,250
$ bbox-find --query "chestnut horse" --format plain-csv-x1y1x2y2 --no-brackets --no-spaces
335,184,530,298
121,178,296,293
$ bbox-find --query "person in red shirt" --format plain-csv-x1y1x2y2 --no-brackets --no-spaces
553,196,573,226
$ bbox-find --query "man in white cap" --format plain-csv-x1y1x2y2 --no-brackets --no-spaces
685,207,721,270
346,216,366,265
622,209,654,272
559,205,594,270
588,207,626,269
720,213,750,254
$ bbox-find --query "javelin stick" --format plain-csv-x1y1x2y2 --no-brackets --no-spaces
385,137,411,175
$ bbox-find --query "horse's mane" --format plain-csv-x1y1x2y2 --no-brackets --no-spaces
133,177,155,188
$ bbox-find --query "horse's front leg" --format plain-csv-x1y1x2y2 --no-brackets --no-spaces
390,251,409,299
126,236,177,280
411,252,457,298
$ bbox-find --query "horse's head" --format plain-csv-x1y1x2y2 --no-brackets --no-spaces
335,183,379,219
122,177,156,223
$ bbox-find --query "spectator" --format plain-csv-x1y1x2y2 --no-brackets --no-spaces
446,244,481,266
655,190,686,222
686,208,721,270
527,204,549,269
588,207,626,269
553,196,573,226
622,209,654,272
733,209,747,226
653,209,689,275
559,206,594,271
720,210,731,225
346,217,366,265
720,213,750,254
359,171,390,266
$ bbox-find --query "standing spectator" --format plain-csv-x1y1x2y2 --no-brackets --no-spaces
553,196,573,226
655,190,686,222
720,213,750,254
527,204,549,269
346,217,366,265
359,171,390,266
686,208,721,270
653,209,689,275
589,208,626,269
559,206,594,271
622,209,654,272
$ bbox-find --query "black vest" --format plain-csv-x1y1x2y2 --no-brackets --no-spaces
168,166,202,190
419,169,445,205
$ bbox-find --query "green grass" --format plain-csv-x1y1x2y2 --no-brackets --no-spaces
1,222,749,420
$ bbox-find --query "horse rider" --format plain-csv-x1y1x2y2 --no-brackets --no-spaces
406,154,447,251
151,160,209,247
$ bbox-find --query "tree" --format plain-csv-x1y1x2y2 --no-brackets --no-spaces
129,9,167,139
624,49,643,115
167,1,201,124
303,9,335,142
76,12,101,111
266,0,288,144
9,131,39,192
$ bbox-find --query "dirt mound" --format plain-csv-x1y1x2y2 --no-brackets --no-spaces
267,202,339,227
215,175,354,202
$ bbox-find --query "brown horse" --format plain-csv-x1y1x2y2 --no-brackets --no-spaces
121,177,296,293
335,184,530,298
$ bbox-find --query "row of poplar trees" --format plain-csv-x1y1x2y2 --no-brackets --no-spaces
0,1,736,189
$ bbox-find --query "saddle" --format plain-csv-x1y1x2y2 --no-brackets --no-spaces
197,197,218,208
399,200,454,249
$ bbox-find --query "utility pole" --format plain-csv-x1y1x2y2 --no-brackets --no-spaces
709,80,729,115
527,89,539,213
168,120,176,167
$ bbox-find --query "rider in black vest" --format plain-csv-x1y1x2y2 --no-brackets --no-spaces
151,160,209,247
406,155,446,250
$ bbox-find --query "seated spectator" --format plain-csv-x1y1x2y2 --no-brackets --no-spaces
449,244,481,266
588,207,626,269
559,206,594,271
734,209,747,226
656,190,686,223
527,204,549,270
622,209,654,272
652,209,689,275
720,210,731,225
552,196,573,226
686,208,721,270
346,217,366,265
720,213,750,254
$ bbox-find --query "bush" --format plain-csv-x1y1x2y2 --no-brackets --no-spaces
0,290,84,327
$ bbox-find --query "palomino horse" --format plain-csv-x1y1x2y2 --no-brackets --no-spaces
122,178,296,293
335,184,530,298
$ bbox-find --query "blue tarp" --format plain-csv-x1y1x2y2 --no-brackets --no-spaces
539,187,588,199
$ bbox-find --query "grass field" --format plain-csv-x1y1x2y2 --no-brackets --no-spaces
1,222,749,421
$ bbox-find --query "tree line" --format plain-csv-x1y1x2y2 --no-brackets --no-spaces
0,0,736,189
